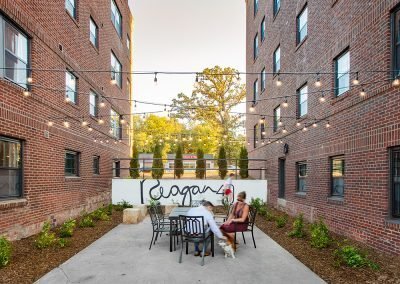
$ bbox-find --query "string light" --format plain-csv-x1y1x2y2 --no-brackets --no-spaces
302,123,308,131
262,131,266,136
63,121,70,128
120,115,126,124
319,93,326,102
353,72,360,85
268,139,271,144
195,73,199,83
81,121,88,127
23,90,30,97
223,134,228,139
296,122,301,127
360,88,366,97
278,118,283,126
109,129,113,134
65,96,71,103
106,140,109,143
100,99,106,108
110,76,117,85
312,121,318,128
262,140,265,145
326,121,330,128
259,117,265,124
282,99,288,108
393,78,400,86
315,73,321,87
88,126,93,131
282,127,287,133
47,121,54,127
276,76,282,87
27,77,33,83
98,118,104,124
249,104,255,112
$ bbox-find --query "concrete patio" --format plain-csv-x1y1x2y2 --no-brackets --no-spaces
37,218,325,284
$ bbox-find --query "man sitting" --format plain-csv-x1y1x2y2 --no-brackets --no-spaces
187,200,226,256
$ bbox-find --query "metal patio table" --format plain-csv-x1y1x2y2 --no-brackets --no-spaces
168,207,191,252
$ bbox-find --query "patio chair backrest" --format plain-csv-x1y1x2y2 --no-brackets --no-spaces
179,215,206,239
248,206,257,229
154,204,165,220
148,206,159,226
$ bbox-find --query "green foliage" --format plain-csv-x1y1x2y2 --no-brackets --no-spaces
114,200,133,211
58,238,70,248
217,146,227,179
310,219,331,249
59,219,76,238
105,204,113,216
152,144,164,179
174,144,184,178
258,206,267,217
265,211,276,221
195,148,206,179
0,236,11,268
239,146,249,179
288,214,305,238
90,208,111,221
148,197,160,208
79,215,95,228
249,198,264,211
276,215,288,228
35,222,56,249
334,245,379,270
129,143,140,179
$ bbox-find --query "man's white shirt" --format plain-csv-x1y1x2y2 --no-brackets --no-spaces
186,206,223,239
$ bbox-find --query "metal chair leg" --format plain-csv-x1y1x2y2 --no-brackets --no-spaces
179,239,184,263
154,232,159,244
186,242,188,255
242,232,246,244
201,241,206,266
251,230,256,248
149,232,155,250
211,235,214,257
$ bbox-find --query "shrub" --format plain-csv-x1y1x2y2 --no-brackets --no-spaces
59,219,76,238
265,211,276,221
79,216,95,228
239,146,249,179
129,143,140,179
258,206,267,217
310,219,331,249
276,215,288,228
288,214,305,238
114,200,133,211
217,146,227,179
174,144,184,178
58,238,70,248
105,204,113,216
35,222,56,249
151,143,164,179
195,148,206,179
334,245,379,270
90,208,111,221
0,236,11,268
249,198,264,211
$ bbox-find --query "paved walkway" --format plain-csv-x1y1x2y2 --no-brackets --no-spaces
37,218,325,284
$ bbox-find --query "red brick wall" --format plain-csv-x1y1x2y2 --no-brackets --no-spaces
246,0,400,254
0,0,132,239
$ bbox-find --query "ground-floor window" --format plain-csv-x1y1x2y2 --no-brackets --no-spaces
65,150,80,177
296,162,307,192
0,137,22,198
93,156,100,175
391,147,400,218
331,156,344,197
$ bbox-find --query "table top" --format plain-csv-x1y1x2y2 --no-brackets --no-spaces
168,207,191,219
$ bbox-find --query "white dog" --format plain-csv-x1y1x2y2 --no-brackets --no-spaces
218,240,235,259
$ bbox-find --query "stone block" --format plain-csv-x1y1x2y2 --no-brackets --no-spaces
123,208,141,224
132,204,147,221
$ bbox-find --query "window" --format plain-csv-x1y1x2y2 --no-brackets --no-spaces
253,124,258,148
127,35,130,51
253,34,259,60
65,0,76,19
253,79,259,101
391,147,400,218
111,52,122,88
261,68,266,92
392,7,400,78
273,106,280,132
89,91,98,117
65,150,79,177
260,122,266,139
93,156,100,175
331,156,345,197
2,18,29,88
0,137,22,199
297,162,307,192
110,109,121,139
65,71,77,104
297,6,308,44
113,161,121,177
111,0,122,37
298,84,308,117
273,0,281,16
254,0,259,16
273,46,281,74
335,50,350,96
89,17,98,48
261,17,266,42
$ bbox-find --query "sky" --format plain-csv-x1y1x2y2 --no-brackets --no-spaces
128,0,246,115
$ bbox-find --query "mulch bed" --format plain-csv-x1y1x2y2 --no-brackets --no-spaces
0,210,122,284
253,206,400,284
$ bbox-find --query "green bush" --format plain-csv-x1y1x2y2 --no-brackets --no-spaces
114,200,133,211
174,144,184,178
79,216,95,228
0,236,11,268
310,219,331,248
217,146,227,179
334,245,379,270
276,215,288,228
105,204,113,216
195,148,206,179
129,144,140,179
58,238,70,248
249,198,264,211
90,208,111,221
152,144,164,179
258,206,267,217
59,219,76,238
288,214,305,238
35,222,56,249
239,146,249,179
265,211,276,221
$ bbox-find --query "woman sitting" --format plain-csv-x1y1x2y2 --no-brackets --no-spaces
220,191,249,249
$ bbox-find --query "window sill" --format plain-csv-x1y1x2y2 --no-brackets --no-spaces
331,90,351,105
65,176,82,181
90,41,100,54
327,196,344,205
295,36,307,52
66,10,79,28
384,218,400,229
0,198,27,211
295,192,307,198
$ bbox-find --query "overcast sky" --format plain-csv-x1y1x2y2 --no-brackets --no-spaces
128,0,246,115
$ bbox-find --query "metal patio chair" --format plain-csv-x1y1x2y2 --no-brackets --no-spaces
148,205,178,250
234,205,257,248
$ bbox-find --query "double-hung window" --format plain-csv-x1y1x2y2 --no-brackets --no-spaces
253,79,259,101
89,91,98,117
335,50,350,96
261,68,266,92
273,0,281,16
93,156,100,175
260,122,266,139
253,124,258,148
65,0,76,19
297,162,307,192
111,52,122,88
111,0,122,37
392,7,400,78
253,34,259,60
90,17,98,48
65,150,80,177
298,84,308,117
297,6,308,44
331,156,345,197
390,147,400,218
254,0,259,16
273,106,280,132
1,17,29,88
65,71,77,104
273,46,281,74
261,17,266,42
0,137,22,199
110,109,122,139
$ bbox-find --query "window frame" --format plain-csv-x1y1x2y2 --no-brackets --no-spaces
253,33,259,60
93,156,100,175
111,51,122,88
65,150,80,177
297,5,308,44
334,49,350,97
260,122,266,140
0,136,23,199
110,109,122,139
297,83,308,118
261,17,266,42
296,162,307,192
111,0,122,38
254,0,259,16
65,0,77,19
253,79,259,101
330,156,345,197
127,34,131,51
89,90,98,117
273,46,281,74
89,17,99,48
273,0,281,17
261,68,266,92
253,124,259,148
273,106,281,132
65,70,78,104
390,147,400,218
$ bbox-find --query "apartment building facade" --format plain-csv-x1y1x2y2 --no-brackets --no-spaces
0,0,133,239
246,0,400,254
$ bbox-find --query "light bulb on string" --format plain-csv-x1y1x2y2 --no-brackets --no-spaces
262,131,266,136
259,117,264,124
190,112,195,118
106,140,109,143
100,99,106,108
262,140,265,145
249,104,255,112
276,76,282,87
114,141,117,144
236,72,241,81
195,73,199,83
65,96,71,103
189,136,193,141
393,78,400,86
109,128,113,134
296,122,301,127
88,126,93,132
94,139,97,143
48,121,54,127
268,139,271,144
282,127,287,134
223,134,228,139
100,140,104,144
118,139,122,143
360,88,366,97
63,121,70,128
353,72,360,85
81,121,88,127
302,123,308,131
319,93,326,102
110,76,117,85
27,77,33,83
278,118,283,126
120,115,126,124
98,118,104,124
315,73,322,87
23,90,30,97
282,98,288,108
280,140,283,144
313,121,318,128
326,121,331,128
247,142,250,146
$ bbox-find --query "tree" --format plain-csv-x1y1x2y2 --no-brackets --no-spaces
195,148,206,179
175,144,184,178
151,144,164,179
239,146,249,179
218,145,227,179
130,143,140,179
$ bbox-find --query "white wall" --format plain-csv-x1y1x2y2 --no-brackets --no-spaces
112,179,268,206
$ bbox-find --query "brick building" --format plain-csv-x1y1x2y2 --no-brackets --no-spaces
246,0,400,254
0,0,133,239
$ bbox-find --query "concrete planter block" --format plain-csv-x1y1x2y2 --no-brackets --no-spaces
164,204,178,215
132,205,147,220
123,208,141,224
